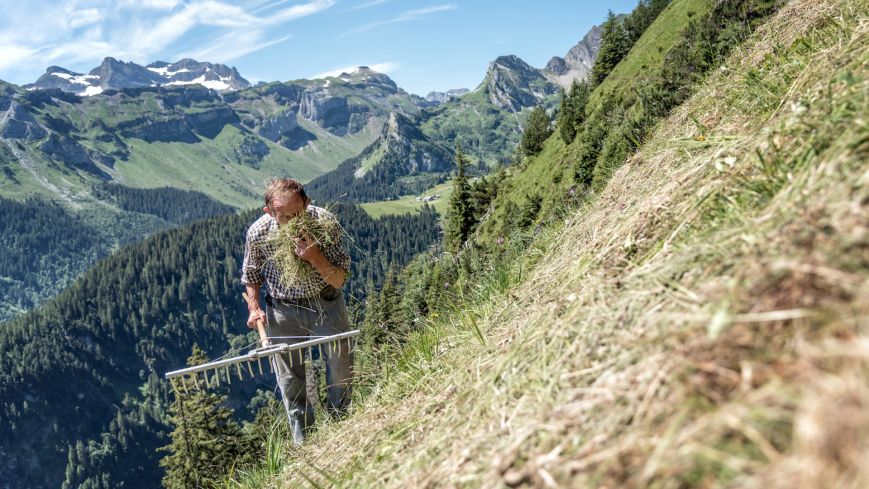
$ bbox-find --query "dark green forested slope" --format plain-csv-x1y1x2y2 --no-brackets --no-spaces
0,187,235,322
305,113,455,204
92,183,235,225
0,203,439,488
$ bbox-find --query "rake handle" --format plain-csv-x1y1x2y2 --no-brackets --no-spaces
254,318,269,347
242,292,271,347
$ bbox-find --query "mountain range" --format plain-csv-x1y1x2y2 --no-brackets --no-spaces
1,23,601,208
0,22,603,323
25,57,250,96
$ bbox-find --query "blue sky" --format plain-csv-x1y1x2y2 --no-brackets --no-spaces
0,0,639,96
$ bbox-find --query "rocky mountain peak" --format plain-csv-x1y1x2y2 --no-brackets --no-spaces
544,56,569,75
490,55,539,77
145,59,250,91
481,55,557,111
89,57,164,89
332,66,398,93
543,24,603,87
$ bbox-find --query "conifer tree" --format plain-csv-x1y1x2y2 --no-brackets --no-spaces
557,88,574,144
159,345,255,489
624,0,671,43
445,145,474,253
520,106,553,156
557,80,590,144
591,11,631,86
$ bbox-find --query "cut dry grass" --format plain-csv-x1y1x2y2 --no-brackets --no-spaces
231,1,868,487
267,210,341,291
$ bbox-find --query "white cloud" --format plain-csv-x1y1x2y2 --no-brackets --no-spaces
42,38,114,66
341,3,456,36
182,31,293,62
130,0,332,61
130,1,257,57
0,0,335,82
312,61,398,79
139,0,182,9
269,0,334,22
0,45,38,72
342,0,393,12
68,8,103,29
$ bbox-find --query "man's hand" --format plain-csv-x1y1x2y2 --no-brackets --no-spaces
294,232,346,288
294,232,322,263
247,307,266,330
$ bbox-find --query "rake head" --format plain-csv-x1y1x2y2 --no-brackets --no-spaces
164,330,360,394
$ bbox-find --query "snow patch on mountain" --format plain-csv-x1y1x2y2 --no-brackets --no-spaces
165,75,231,91
147,66,191,76
79,86,103,96
51,72,99,85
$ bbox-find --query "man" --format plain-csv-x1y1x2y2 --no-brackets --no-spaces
241,177,353,444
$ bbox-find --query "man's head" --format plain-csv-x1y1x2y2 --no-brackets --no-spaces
263,178,310,225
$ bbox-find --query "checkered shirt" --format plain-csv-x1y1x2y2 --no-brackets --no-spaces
241,205,351,300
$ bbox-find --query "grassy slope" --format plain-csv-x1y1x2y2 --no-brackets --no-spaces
360,180,454,219
115,120,379,208
246,0,867,487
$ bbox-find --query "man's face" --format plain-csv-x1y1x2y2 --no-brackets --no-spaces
264,191,306,225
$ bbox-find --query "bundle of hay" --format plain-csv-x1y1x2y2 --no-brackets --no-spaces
268,211,341,290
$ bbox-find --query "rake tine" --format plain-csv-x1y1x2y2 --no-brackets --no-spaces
258,357,264,376
225,365,231,385
181,375,189,394
204,370,211,389
169,377,179,396
236,362,243,381
216,368,222,387
246,360,254,378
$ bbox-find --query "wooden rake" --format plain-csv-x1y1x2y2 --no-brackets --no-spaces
164,294,359,394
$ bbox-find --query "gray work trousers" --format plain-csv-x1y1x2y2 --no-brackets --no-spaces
266,290,354,427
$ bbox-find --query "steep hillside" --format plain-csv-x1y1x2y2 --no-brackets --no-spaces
592,0,712,104
236,0,867,487
476,0,759,239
